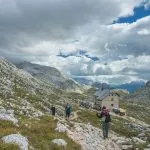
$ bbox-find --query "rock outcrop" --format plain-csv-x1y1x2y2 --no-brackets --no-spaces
0,106,18,124
2,134,28,150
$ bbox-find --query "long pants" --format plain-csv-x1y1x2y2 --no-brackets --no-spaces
102,122,109,138
66,112,70,118
52,111,55,116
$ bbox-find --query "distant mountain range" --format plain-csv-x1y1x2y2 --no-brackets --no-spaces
72,77,94,86
110,81,145,93
73,77,145,93
125,80,150,103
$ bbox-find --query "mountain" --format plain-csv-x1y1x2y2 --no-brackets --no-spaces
1,58,150,150
72,77,94,85
92,82,110,90
0,58,81,117
72,77,110,90
0,58,58,117
73,77,145,93
16,61,82,92
111,81,145,93
125,80,150,103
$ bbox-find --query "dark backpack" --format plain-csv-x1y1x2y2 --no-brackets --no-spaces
105,114,111,123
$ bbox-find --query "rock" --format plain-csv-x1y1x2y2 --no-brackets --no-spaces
138,133,145,138
0,106,6,113
141,137,148,141
0,107,18,124
55,122,67,133
1,134,28,150
7,109,15,114
115,137,131,145
147,144,150,148
52,139,67,146
133,137,146,145
67,122,121,150
121,145,133,150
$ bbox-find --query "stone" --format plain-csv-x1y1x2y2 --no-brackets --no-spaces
138,133,145,138
133,137,146,145
55,122,67,133
122,145,133,150
67,122,121,150
1,134,28,150
52,139,67,146
116,137,131,145
0,109,18,124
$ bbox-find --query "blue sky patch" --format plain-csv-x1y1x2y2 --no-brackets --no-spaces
57,50,99,61
114,4,150,24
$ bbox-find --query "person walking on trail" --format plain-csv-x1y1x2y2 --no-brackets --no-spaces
100,106,111,139
65,103,72,120
51,105,56,116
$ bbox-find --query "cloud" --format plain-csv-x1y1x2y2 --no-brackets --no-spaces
0,0,150,84
137,28,150,35
0,0,143,54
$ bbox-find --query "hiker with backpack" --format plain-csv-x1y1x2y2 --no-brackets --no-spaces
51,105,56,116
65,103,72,120
100,106,111,139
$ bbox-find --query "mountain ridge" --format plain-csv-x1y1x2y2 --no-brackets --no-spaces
16,61,82,92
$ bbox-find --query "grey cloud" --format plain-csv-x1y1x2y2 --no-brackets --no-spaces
86,16,150,58
1,0,150,84
0,0,142,56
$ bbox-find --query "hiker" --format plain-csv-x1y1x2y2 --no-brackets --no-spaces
65,103,72,120
51,105,56,116
100,106,111,139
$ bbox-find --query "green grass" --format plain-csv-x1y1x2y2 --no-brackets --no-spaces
77,110,100,128
0,142,19,150
65,92,88,100
120,100,150,124
0,120,19,150
0,120,19,138
110,116,139,137
13,85,27,99
135,142,148,150
20,116,81,150
77,110,139,138
0,116,81,150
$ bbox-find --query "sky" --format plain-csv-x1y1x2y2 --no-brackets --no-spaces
0,0,150,85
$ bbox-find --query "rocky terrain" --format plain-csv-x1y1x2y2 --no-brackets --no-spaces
16,61,82,92
125,81,150,103
0,58,150,150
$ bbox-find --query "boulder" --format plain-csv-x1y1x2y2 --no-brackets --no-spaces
133,137,146,145
52,139,67,146
115,137,131,145
147,144,150,148
0,107,18,124
2,134,28,150
121,145,133,150
138,133,145,138
55,122,68,133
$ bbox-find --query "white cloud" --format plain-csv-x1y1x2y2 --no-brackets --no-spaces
0,0,150,84
144,0,150,9
137,28,150,35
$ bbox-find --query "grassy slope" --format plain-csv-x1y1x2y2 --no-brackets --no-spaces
120,100,150,124
0,116,81,150
77,110,139,137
